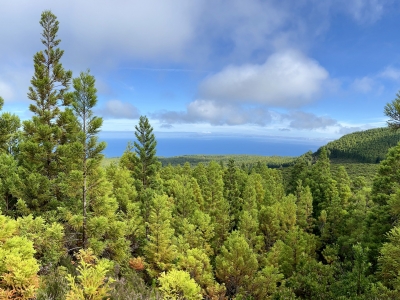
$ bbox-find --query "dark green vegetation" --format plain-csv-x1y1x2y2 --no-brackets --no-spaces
4,10,400,300
158,154,297,168
316,127,400,163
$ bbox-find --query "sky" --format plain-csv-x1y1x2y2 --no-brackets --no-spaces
1,0,400,145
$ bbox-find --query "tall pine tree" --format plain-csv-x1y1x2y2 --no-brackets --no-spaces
18,10,79,212
134,116,158,190
71,70,106,248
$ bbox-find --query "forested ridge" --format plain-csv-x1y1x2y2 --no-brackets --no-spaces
4,11,400,300
158,155,296,169
315,127,400,163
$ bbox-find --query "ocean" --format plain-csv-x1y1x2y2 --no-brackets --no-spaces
99,131,328,158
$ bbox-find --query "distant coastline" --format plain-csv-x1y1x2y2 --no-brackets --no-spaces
99,131,328,158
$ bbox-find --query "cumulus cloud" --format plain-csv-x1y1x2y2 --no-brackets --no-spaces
199,50,329,108
155,100,272,126
289,111,337,130
0,0,202,68
99,100,140,119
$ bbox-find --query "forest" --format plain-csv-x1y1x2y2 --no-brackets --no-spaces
315,127,400,164
3,10,400,300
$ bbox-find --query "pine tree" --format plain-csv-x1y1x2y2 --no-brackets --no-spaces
0,97,21,156
308,147,336,218
215,231,258,297
335,166,352,206
18,10,79,212
71,70,106,249
384,91,400,130
238,175,263,252
158,269,202,300
205,161,231,251
295,180,314,232
134,116,158,190
223,159,242,229
144,194,176,277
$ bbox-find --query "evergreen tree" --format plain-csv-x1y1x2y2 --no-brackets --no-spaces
378,226,400,289
18,10,79,212
177,248,223,298
307,147,336,218
215,231,258,297
295,180,314,232
144,194,176,277
223,159,242,228
335,166,352,206
238,175,263,252
158,269,202,300
204,161,231,251
134,116,158,190
0,153,21,215
71,70,106,249
384,91,400,130
0,214,40,299
0,97,21,156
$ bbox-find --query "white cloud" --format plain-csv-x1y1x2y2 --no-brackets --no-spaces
0,0,202,68
155,100,272,126
99,100,140,119
199,50,329,108
343,0,387,24
289,111,338,130
338,126,363,134
379,66,400,81
351,76,375,93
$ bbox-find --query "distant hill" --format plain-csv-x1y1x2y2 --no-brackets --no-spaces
315,127,400,163
158,154,296,168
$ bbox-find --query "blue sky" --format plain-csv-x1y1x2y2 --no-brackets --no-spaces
1,0,400,143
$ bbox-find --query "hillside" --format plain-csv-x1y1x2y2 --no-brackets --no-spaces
315,127,400,163
158,154,296,168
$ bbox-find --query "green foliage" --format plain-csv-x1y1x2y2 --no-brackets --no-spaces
0,214,40,299
215,231,258,297
0,111,20,156
16,215,64,266
65,249,114,300
134,116,158,190
4,10,400,300
144,194,176,277
0,153,21,215
158,269,202,300
159,154,296,168
72,69,106,249
18,10,80,212
384,91,400,130
317,127,400,163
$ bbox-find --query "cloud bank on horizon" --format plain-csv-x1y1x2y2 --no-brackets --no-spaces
0,0,398,139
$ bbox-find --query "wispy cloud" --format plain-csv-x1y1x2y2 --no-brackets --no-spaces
288,111,337,130
154,100,273,126
98,100,140,119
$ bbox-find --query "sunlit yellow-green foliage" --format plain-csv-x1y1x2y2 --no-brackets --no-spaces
158,269,202,300
0,214,39,299
66,249,114,300
144,194,176,277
